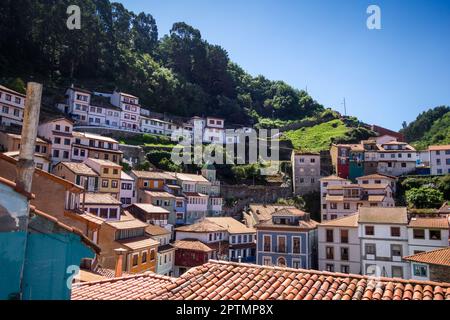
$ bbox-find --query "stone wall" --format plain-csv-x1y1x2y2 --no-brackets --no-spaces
430,264,450,283
222,184,292,217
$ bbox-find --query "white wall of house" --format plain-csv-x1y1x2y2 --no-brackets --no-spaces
292,153,321,196
318,226,361,275
407,227,449,255
157,249,175,276
359,223,410,279
38,119,73,164
429,148,450,175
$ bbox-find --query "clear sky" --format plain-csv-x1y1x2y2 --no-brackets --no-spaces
119,0,450,131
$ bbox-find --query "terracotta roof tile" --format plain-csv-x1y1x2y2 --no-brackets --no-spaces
404,247,450,267
72,260,450,300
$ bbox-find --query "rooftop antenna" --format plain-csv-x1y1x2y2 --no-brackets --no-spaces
343,98,347,116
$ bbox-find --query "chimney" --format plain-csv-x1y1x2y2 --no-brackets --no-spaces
16,82,42,193
114,248,127,278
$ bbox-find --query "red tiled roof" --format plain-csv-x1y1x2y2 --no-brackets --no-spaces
71,260,450,300
404,247,450,267
71,273,179,300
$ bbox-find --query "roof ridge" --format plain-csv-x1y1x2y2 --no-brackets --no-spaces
204,260,450,288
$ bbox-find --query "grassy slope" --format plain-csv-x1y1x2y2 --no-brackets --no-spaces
284,119,350,152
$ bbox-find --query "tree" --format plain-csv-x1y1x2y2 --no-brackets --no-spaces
132,12,158,54
405,187,444,209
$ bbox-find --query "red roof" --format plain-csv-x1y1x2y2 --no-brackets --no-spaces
72,260,450,300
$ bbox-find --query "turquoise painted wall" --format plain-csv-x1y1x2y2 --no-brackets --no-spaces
0,182,95,300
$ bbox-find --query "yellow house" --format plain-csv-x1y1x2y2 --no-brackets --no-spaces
84,158,122,197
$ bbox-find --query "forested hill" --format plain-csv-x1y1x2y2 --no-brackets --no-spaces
400,106,450,150
0,0,325,126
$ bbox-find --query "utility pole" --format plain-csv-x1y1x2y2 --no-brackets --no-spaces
343,98,347,117
16,82,42,300
16,82,42,193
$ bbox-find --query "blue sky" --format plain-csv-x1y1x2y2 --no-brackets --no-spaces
120,0,450,131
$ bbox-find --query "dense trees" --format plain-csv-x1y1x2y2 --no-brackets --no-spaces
0,0,324,126
400,106,450,148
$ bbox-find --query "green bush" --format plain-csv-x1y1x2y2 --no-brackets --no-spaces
405,187,444,209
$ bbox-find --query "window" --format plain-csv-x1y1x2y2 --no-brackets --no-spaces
392,266,403,278
365,243,376,255
263,235,271,252
413,229,425,239
341,265,350,273
391,227,400,237
292,260,301,269
102,180,109,188
103,168,109,174
391,244,402,257
263,257,271,266
325,264,334,272
63,151,69,159
429,230,441,240
325,247,334,260
277,236,286,253
53,150,60,158
142,251,148,264
365,226,374,236
55,124,61,131
344,203,350,210
340,230,349,243
330,203,337,210
326,229,334,242
293,237,301,254
99,208,108,219
150,249,156,260
14,109,20,117
2,106,9,113
413,264,427,277
132,254,139,267
341,247,349,261
109,209,118,219
54,137,61,144
64,138,71,146
111,180,118,188
277,257,286,267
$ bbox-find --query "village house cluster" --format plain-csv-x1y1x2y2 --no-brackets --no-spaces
0,82,449,301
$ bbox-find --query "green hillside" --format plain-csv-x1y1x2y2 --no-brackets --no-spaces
400,106,450,150
284,119,350,152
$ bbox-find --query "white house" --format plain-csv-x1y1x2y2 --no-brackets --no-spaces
292,152,321,196
65,86,91,125
0,85,26,126
322,182,395,221
38,118,74,165
72,131,122,164
429,145,450,175
407,216,449,255
120,171,136,207
111,91,141,131
140,116,166,135
203,117,225,144
359,207,410,279
81,193,122,221
376,141,417,176
320,175,350,221
356,173,398,193
318,214,361,275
